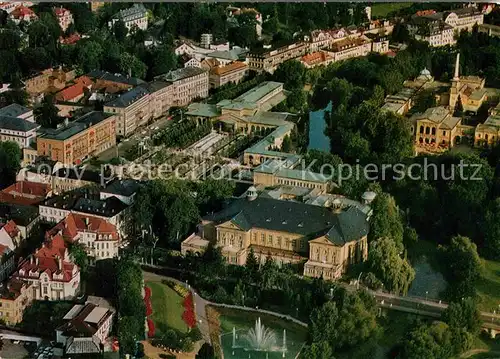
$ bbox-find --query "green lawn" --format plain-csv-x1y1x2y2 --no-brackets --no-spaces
476,259,500,312
147,281,188,334
371,3,413,18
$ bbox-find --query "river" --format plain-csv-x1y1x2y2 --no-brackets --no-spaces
308,102,331,152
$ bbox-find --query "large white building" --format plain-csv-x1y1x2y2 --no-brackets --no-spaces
408,7,484,47
0,104,39,149
155,67,209,107
108,4,148,32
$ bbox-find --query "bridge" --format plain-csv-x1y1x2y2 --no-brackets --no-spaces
368,289,500,338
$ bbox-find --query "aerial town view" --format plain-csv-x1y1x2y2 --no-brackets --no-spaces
1,1,500,358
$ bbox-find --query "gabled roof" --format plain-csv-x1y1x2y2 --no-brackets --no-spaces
57,303,112,338
47,213,119,243
204,197,369,245
0,181,51,206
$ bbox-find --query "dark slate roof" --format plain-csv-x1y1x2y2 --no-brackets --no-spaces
39,112,113,141
104,86,149,108
156,67,207,82
54,168,104,183
143,80,172,93
87,70,145,86
102,178,140,197
0,104,31,118
0,116,39,132
0,203,38,227
204,197,369,245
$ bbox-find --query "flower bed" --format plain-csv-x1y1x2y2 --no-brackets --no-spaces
182,293,196,328
144,286,155,337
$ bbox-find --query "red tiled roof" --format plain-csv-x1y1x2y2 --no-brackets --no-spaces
15,233,76,282
54,7,69,17
47,213,119,243
75,76,92,87
212,61,247,76
0,244,10,257
55,81,88,102
11,5,36,18
301,51,333,66
416,10,437,16
0,181,51,206
59,33,81,45
1,220,20,240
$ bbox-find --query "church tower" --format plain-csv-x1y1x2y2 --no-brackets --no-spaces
449,53,461,109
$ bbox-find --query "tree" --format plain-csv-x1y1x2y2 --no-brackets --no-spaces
151,45,178,76
0,141,21,189
273,60,306,90
118,316,142,356
76,40,103,72
119,52,147,79
69,242,89,278
281,134,292,153
484,198,500,259
309,291,379,351
399,322,456,359
301,341,335,359
196,343,215,358
367,237,415,295
34,95,63,128
113,19,128,42
369,192,404,246
442,298,482,335
443,236,482,300
246,247,259,276
454,94,464,117
195,179,235,215
227,12,258,47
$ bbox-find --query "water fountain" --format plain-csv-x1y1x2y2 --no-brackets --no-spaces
243,317,277,351
229,318,290,358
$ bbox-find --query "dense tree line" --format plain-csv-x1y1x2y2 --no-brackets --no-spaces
154,121,211,149
130,179,235,248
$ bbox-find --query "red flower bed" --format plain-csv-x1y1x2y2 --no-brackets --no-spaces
147,318,155,337
144,286,153,316
182,293,196,328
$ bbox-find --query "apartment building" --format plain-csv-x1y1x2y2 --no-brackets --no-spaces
103,86,151,137
108,4,148,32
53,7,73,32
0,279,33,325
57,303,113,355
307,28,350,52
47,213,120,263
409,7,484,46
156,67,209,107
13,233,80,300
247,42,309,73
0,114,39,148
209,61,248,89
329,36,373,62
143,80,174,118
37,111,116,165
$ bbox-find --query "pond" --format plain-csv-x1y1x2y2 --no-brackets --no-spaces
408,255,447,300
217,308,308,359
308,102,331,152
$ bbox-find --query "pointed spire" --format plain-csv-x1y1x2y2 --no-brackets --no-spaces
453,52,460,81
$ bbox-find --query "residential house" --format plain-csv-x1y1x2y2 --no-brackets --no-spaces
56,303,113,355
108,4,148,32
47,213,120,263
53,7,73,32
13,233,80,300
10,5,37,23
37,111,117,165
0,279,33,325
0,203,39,238
0,181,51,206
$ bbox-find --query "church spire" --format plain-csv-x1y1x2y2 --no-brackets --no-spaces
453,52,460,81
